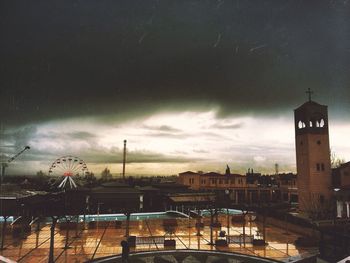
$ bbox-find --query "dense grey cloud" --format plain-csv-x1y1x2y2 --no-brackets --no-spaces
0,124,202,167
1,0,349,128
211,122,244,129
143,125,182,133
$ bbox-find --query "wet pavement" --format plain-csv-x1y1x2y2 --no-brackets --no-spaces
0,214,318,262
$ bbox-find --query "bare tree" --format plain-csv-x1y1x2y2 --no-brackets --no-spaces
331,150,346,169
300,194,333,221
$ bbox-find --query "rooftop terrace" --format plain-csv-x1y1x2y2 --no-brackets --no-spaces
0,212,318,262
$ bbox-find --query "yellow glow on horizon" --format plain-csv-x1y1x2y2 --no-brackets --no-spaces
5,109,350,176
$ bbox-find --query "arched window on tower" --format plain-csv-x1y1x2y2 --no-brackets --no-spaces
319,119,325,127
298,121,306,129
309,121,313,127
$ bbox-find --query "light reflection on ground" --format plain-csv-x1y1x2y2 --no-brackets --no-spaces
0,214,318,262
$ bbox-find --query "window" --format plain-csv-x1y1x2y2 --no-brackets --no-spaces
298,121,306,129
219,179,222,184
321,163,325,171
230,179,235,184
319,119,325,127
316,163,320,171
317,140,321,145
316,119,325,128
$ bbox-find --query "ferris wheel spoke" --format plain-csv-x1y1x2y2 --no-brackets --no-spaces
70,160,80,173
54,164,67,175
71,166,82,175
67,157,74,171
66,158,71,171
62,158,70,172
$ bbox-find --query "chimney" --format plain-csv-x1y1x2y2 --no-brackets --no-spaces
122,140,127,181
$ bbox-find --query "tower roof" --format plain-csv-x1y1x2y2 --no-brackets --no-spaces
294,100,327,112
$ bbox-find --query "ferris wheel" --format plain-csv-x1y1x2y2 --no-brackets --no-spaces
48,156,89,189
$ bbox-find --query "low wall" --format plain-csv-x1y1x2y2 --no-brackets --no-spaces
256,215,320,238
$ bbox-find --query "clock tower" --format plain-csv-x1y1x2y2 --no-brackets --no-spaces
294,89,332,215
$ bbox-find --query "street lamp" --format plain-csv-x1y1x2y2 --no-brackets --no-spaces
1,146,30,186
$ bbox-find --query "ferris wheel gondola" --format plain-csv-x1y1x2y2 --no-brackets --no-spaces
48,156,89,189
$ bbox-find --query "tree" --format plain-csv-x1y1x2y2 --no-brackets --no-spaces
84,172,96,187
300,194,333,220
101,167,112,181
331,150,345,169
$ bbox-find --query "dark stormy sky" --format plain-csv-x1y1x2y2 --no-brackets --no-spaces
1,1,349,176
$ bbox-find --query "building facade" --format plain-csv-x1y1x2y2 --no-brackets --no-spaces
178,171,247,191
177,170,288,204
333,162,350,218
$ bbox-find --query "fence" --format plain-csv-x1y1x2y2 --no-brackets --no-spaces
136,236,165,245
226,234,254,244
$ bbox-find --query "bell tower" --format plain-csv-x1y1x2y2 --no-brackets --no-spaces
294,89,332,215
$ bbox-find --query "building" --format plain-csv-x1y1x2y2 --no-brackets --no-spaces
274,173,298,203
178,170,282,204
333,162,350,218
294,95,332,215
178,171,247,191
333,161,350,189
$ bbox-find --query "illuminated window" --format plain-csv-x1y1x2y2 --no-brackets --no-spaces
319,119,325,127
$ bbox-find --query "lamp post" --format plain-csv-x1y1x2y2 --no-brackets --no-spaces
225,189,230,237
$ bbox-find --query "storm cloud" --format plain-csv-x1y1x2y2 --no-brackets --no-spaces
1,0,349,128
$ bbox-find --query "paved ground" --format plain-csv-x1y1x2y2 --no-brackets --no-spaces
0,214,318,262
